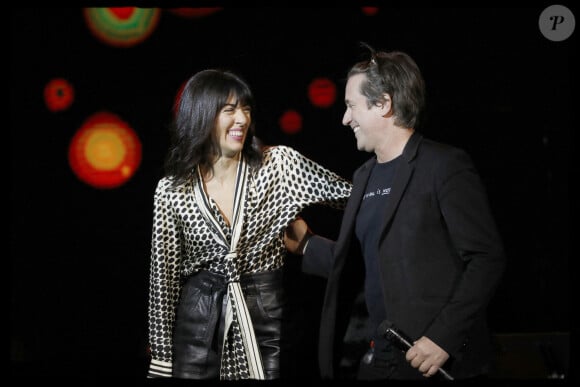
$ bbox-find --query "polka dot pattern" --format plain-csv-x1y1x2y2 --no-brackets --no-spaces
147,145,352,377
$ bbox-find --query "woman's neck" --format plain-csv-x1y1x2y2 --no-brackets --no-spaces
203,153,240,183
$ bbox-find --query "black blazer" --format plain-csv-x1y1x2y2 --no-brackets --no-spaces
303,131,506,379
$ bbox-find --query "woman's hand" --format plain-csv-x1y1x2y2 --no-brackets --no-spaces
284,217,312,255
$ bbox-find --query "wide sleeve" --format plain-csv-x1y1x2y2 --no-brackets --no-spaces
425,149,506,357
147,179,183,378
274,145,352,209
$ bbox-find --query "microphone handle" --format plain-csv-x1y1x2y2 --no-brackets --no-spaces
437,367,454,381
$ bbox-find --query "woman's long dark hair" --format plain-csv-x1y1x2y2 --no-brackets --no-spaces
164,69,263,186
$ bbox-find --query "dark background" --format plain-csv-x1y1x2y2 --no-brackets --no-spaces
10,6,574,381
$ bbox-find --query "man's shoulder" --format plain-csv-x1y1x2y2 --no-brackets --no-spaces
418,137,468,159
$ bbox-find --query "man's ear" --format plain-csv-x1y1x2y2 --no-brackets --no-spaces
378,93,392,116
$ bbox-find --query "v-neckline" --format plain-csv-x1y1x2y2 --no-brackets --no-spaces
195,159,246,238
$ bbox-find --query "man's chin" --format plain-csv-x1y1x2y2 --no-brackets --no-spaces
356,143,370,153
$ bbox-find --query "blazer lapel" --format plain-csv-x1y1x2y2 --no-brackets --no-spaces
333,157,375,260
378,132,422,243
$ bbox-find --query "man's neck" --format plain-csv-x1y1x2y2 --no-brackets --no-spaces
375,127,414,163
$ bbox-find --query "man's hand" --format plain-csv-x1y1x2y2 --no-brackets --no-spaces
405,336,450,378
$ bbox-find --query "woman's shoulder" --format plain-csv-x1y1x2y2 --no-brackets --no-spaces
262,145,300,160
262,144,296,157
155,176,189,195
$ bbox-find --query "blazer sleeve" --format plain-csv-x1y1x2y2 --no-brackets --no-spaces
301,234,336,278
425,149,506,357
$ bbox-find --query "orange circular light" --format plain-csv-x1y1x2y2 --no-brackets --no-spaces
69,111,142,189
44,78,75,112
308,78,336,108
279,110,303,134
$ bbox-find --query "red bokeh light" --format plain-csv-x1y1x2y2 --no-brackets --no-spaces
362,7,380,16
109,7,134,19
308,78,337,108
173,80,188,117
279,110,303,134
168,8,223,18
44,78,75,112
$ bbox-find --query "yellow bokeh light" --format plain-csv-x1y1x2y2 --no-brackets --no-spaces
84,126,127,171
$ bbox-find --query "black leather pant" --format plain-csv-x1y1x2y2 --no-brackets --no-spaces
172,269,294,379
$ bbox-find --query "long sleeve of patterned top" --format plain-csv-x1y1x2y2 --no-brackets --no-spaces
147,145,352,377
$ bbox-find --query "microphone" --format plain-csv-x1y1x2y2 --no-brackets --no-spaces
377,320,454,381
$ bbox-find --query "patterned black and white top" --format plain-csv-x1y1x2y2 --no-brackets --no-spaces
148,145,352,378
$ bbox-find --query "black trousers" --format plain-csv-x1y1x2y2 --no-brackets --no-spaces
357,341,398,380
172,269,297,379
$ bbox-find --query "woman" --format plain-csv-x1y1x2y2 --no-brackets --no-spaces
147,69,352,380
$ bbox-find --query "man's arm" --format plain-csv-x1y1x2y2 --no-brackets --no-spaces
284,217,335,278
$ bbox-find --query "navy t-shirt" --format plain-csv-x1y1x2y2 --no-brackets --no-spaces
355,156,400,353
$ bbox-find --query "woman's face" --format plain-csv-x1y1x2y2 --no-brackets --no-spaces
215,94,251,159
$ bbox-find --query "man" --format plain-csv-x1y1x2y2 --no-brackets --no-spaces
285,44,506,380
